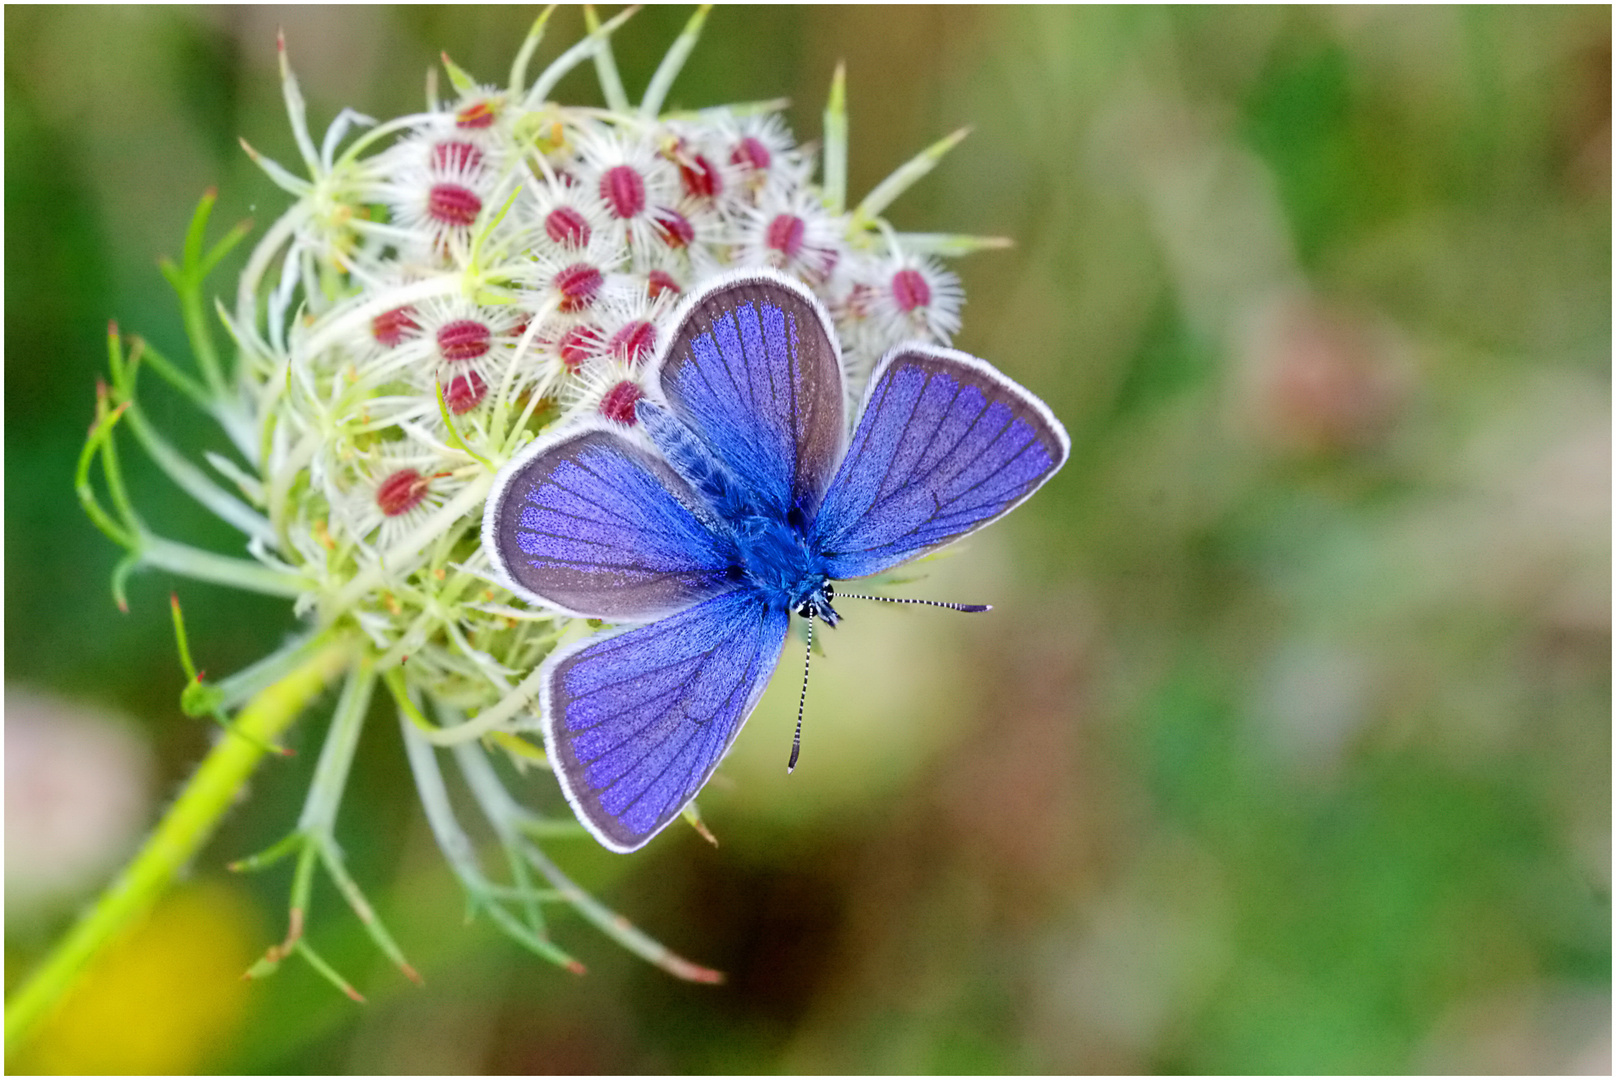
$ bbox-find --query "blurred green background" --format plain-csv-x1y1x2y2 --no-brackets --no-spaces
5,5,1610,1073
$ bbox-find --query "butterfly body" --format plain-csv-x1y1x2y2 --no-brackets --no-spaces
640,398,839,623
483,270,1067,851
737,524,833,622
637,400,760,532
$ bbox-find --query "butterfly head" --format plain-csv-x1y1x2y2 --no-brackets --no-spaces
792,579,840,627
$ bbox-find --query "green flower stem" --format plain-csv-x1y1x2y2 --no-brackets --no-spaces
508,6,556,96
851,126,971,229
450,741,548,940
822,62,848,215
277,32,321,176
583,6,631,113
525,4,637,109
123,336,212,412
639,4,711,119
892,231,1014,256
140,535,311,598
429,661,547,747
668,97,791,122
158,185,247,401
234,201,310,339
118,395,276,544
3,634,354,1056
459,744,724,985
397,714,584,973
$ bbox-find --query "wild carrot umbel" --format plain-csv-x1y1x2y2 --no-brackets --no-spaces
26,6,1008,1031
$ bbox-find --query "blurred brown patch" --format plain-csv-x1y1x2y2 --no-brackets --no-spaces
1236,293,1407,456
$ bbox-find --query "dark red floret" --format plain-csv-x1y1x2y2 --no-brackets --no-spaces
432,141,483,174
427,183,482,227
443,369,488,414
730,136,771,171
376,469,430,517
372,306,420,347
610,321,657,366
558,325,601,374
545,206,591,247
765,214,806,259
891,268,931,312
600,165,646,220
653,207,695,249
679,153,722,199
437,320,491,363
554,263,604,312
646,270,681,300
599,380,643,425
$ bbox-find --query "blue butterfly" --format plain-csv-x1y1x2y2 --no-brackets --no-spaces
482,271,1069,851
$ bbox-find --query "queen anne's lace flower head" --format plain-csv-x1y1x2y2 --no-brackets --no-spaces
83,10,1008,992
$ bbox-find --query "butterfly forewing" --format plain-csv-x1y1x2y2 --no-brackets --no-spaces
542,591,791,851
482,424,738,620
811,344,1070,580
655,271,846,520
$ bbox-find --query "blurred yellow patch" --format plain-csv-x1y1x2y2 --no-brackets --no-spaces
19,880,258,1075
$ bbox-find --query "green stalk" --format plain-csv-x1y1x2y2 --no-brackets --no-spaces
508,6,557,96
583,5,631,113
822,62,847,215
851,126,971,229
3,634,354,1056
139,535,312,598
640,4,712,119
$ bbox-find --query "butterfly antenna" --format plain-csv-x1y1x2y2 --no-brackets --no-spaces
836,594,991,614
788,616,813,774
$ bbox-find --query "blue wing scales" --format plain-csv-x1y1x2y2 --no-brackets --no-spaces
812,345,1070,580
541,591,790,851
653,270,845,520
482,423,738,620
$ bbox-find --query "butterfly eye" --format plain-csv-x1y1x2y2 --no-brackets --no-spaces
824,583,834,599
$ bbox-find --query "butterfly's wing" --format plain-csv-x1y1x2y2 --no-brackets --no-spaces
651,270,846,519
482,420,739,620
541,590,791,851
811,344,1070,580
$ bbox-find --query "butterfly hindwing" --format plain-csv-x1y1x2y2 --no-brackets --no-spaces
811,344,1070,580
653,270,846,520
541,590,791,851
482,422,738,620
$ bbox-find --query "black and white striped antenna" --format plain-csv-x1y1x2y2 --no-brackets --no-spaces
836,593,991,613
788,616,813,773
786,592,989,773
